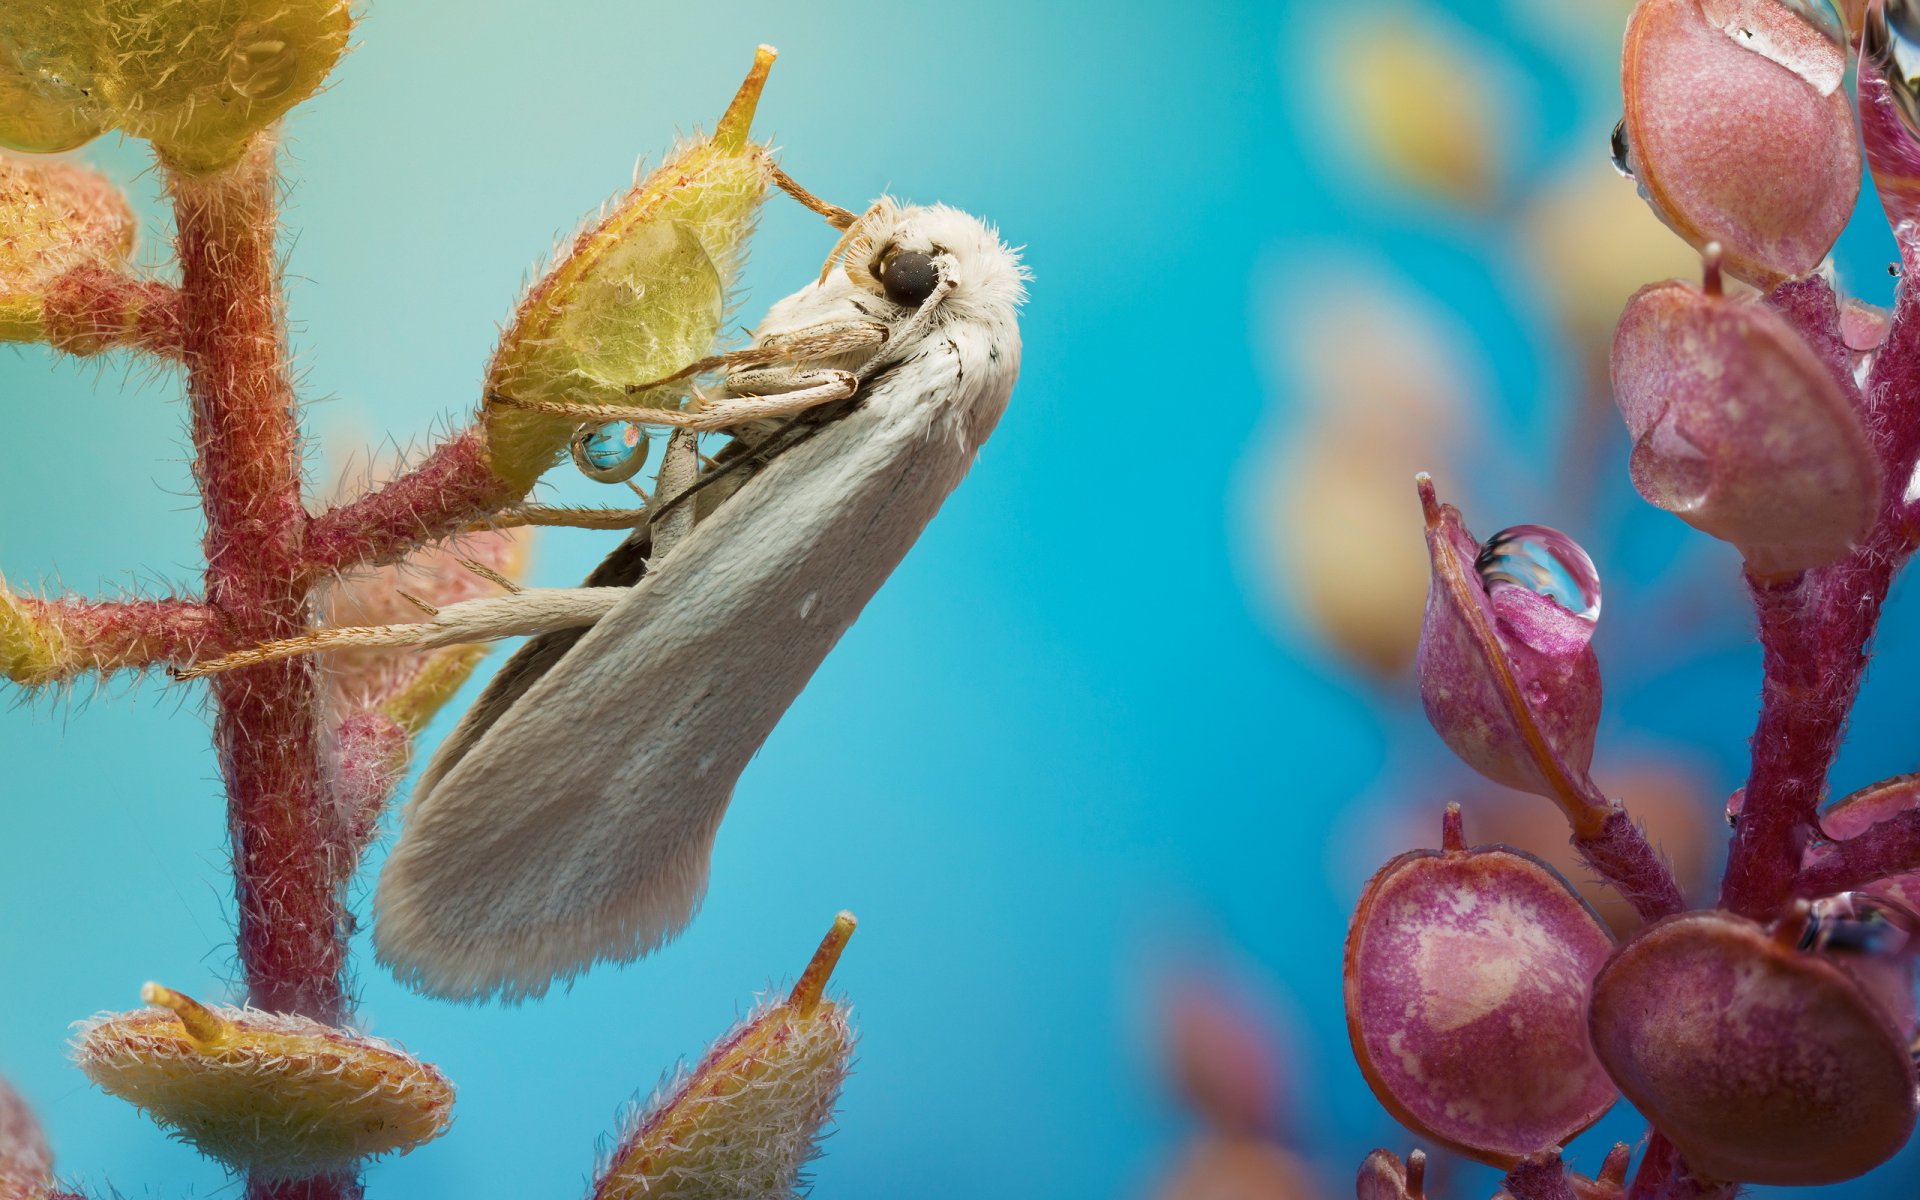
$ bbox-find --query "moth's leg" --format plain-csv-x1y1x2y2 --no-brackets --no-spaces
625,320,885,391
769,162,858,230
648,429,700,564
490,370,857,432
479,505,649,532
172,588,630,679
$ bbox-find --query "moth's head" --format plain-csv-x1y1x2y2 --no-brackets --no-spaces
827,199,1028,326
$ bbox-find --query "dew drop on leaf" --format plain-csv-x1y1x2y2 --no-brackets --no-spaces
570,422,649,483
1473,525,1602,623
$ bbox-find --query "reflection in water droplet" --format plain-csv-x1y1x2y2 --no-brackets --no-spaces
1609,118,1634,178
1800,892,1920,958
569,422,649,484
227,21,296,102
1474,525,1602,623
1868,0,1920,142
797,591,819,620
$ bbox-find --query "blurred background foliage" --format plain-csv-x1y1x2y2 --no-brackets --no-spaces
2,0,1918,1196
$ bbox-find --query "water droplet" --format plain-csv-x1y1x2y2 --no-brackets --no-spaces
1868,0,1920,142
227,22,297,102
797,591,819,620
569,422,649,484
1609,118,1634,178
1474,525,1602,623
1725,788,1747,828
1800,892,1920,957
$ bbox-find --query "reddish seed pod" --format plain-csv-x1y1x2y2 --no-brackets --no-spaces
1611,273,1879,574
1415,478,1603,809
1588,910,1918,1185
1621,0,1859,286
1345,807,1617,1165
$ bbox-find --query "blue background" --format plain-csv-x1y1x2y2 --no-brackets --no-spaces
4,1,1920,1197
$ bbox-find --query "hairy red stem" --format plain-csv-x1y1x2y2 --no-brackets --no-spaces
303,428,514,577
39,262,184,358
16,595,220,671
171,136,360,1200
1719,274,1920,920
1574,806,1686,922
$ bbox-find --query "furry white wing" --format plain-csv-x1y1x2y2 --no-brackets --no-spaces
374,338,1014,1001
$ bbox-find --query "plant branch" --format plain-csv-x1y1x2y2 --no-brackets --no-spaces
171,121,357,1050
302,427,520,578
39,263,184,358
3,594,219,680
1797,808,1920,897
1720,275,1920,920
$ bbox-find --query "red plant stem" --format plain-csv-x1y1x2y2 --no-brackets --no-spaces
172,139,361,1200
173,137,361,1200
302,428,515,577
1797,808,1920,896
1575,805,1686,922
1718,272,1920,920
16,595,220,671
39,262,184,358
1627,1134,1735,1200
1719,561,1894,919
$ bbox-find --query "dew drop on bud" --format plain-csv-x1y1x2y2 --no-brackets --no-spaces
1866,0,1920,141
1609,118,1634,178
1474,525,1602,623
570,421,650,484
226,22,297,103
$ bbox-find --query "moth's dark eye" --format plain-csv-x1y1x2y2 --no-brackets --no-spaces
879,250,939,308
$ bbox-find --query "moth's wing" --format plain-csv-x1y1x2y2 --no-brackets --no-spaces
373,359,988,1002
412,528,651,802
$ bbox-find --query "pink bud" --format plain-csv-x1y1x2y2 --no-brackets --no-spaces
1621,0,1859,286
1416,478,1603,809
1588,909,1917,1184
1611,271,1878,574
1345,807,1617,1165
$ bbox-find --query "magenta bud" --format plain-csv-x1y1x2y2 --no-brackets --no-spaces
1415,478,1603,814
1345,806,1617,1166
1588,910,1917,1185
1611,273,1879,574
1621,0,1859,286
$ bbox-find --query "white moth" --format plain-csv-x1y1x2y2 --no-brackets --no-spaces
189,199,1026,1001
